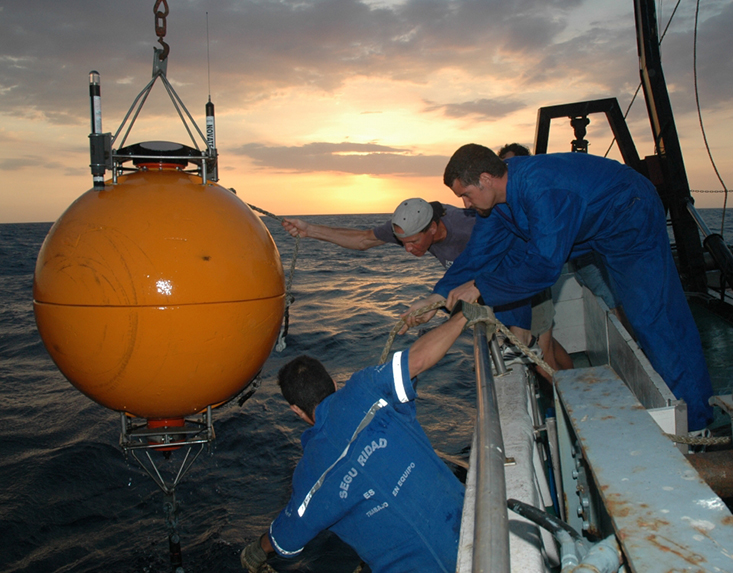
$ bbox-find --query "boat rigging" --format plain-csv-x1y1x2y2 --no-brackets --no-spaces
456,1,733,570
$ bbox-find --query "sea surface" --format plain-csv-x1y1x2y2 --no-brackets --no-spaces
2,209,732,573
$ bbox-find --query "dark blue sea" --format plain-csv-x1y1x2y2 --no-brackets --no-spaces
0,213,478,573
2,209,732,572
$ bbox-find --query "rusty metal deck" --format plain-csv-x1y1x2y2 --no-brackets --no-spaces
555,365,733,572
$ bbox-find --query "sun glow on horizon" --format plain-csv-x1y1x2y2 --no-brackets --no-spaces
1,0,731,224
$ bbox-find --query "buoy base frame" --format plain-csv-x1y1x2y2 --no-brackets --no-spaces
121,407,214,495
120,408,215,452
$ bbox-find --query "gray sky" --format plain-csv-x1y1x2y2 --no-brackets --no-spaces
1,0,731,221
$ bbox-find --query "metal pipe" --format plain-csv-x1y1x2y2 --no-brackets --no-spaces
687,199,733,293
114,79,156,152
472,322,510,572
545,414,566,521
686,200,714,237
489,334,507,376
571,535,621,573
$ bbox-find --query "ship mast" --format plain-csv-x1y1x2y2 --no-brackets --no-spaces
633,0,708,293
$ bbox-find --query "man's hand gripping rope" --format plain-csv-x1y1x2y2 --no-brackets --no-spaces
380,299,448,364
382,298,556,378
470,303,556,378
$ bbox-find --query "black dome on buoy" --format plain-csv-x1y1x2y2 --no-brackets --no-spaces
117,140,200,167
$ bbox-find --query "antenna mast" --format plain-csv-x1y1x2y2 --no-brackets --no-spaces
205,12,218,181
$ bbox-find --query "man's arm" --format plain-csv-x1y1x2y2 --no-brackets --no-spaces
408,312,467,379
261,534,274,554
282,218,385,251
471,189,583,307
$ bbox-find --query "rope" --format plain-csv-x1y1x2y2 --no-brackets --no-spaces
379,300,448,364
379,300,557,378
244,199,300,352
663,432,731,446
488,323,725,446
693,0,729,233
474,315,727,446
494,322,556,378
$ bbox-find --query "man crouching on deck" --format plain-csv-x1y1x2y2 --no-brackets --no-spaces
240,312,468,573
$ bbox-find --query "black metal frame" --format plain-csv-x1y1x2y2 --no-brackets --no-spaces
634,0,708,293
531,0,714,295
534,97,642,174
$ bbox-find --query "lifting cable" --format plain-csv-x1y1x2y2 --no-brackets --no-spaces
604,0,729,236
602,0,682,159
693,0,730,234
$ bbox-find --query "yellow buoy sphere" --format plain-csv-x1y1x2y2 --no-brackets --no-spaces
33,151,285,419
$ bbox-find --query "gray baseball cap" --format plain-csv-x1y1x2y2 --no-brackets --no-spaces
391,198,434,238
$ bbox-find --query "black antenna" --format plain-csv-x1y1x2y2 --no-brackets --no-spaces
204,12,218,181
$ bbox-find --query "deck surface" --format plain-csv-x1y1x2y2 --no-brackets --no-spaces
556,365,733,573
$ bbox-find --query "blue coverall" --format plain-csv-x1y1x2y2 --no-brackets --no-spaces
269,350,464,572
436,153,714,430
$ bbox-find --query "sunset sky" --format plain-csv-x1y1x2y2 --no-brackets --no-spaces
1,0,731,223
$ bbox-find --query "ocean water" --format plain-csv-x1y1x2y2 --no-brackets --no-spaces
0,214,477,573
2,208,732,573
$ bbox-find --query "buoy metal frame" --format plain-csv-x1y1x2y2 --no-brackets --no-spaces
87,40,263,477
120,408,214,496
90,47,218,190
119,408,214,453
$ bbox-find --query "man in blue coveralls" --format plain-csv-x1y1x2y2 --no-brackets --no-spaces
240,311,468,572
404,143,714,431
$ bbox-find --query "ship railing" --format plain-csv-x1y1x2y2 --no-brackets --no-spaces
471,322,511,572
686,199,733,300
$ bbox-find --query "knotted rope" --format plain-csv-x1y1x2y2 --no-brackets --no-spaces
379,300,447,364
380,299,557,379
497,323,556,378
663,432,730,446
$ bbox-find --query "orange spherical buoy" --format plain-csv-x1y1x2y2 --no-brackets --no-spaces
33,143,285,419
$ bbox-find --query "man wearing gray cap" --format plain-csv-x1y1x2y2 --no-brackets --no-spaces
281,198,475,269
282,199,543,364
